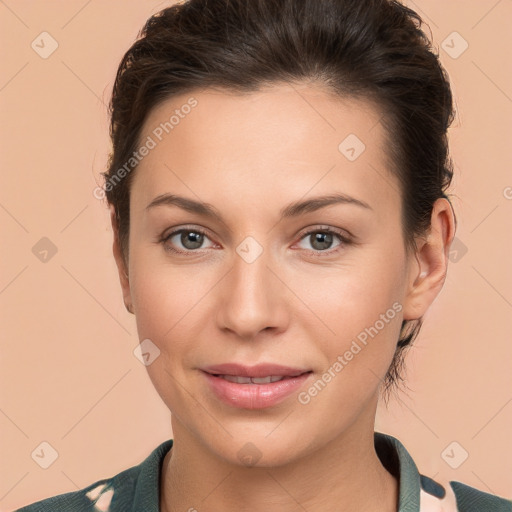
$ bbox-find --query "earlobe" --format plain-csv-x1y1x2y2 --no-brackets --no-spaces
109,205,134,315
402,198,456,321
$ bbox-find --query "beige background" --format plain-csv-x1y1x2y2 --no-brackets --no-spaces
1,1,511,509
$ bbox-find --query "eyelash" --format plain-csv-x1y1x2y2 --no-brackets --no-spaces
160,225,352,257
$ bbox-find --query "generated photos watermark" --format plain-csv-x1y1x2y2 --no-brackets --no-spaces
93,97,198,200
298,301,403,405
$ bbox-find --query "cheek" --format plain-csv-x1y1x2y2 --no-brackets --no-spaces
300,246,407,376
318,291,402,379
295,276,404,418
305,250,405,329
131,273,194,338
128,252,219,362
128,263,210,406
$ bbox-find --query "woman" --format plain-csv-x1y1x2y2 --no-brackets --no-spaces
17,0,512,510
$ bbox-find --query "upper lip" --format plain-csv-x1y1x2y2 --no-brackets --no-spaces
201,363,311,378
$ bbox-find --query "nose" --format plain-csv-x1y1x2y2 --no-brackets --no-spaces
216,240,289,341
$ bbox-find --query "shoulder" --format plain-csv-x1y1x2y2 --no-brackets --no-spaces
449,480,512,512
15,469,136,512
14,439,173,512
374,432,511,512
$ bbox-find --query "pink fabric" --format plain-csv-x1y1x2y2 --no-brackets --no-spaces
420,481,459,511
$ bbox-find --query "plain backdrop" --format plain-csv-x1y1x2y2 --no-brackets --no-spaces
1,1,511,509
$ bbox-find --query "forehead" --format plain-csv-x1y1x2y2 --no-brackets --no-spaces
131,83,399,218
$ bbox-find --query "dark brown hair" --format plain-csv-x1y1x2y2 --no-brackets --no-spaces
103,0,456,403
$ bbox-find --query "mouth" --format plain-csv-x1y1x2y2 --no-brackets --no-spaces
200,363,313,409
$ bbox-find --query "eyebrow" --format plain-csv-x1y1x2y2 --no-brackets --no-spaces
145,192,372,223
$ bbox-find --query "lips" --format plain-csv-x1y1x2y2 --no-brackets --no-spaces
200,363,313,409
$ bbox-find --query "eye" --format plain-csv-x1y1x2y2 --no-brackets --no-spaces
160,225,351,256
161,226,216,254
295,227,351,254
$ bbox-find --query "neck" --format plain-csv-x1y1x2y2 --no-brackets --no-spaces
160,407,398,512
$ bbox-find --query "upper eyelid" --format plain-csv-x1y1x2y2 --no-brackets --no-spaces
296,225,351,240
162,225,215,243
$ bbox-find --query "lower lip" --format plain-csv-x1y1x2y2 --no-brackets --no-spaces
202,371,312,409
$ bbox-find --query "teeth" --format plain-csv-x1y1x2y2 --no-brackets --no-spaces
219,375,286,384
222,375,252,384
252,375,285,384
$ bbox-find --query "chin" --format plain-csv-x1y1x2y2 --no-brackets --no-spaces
202,427,314,469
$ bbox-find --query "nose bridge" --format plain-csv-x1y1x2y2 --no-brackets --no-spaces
218,235,285,338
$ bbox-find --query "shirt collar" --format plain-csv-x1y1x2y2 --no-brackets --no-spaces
375,431,423,511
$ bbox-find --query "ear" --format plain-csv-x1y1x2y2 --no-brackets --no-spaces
110,205,134,315
402,198,456,321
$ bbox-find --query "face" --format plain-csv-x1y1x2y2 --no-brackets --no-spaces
116,83,423,467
